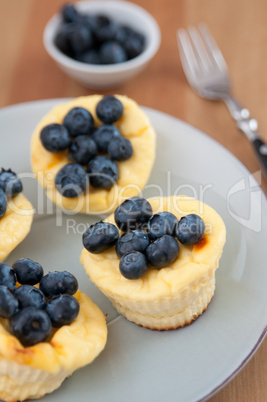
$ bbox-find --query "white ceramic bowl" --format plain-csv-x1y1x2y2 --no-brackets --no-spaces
43,1,161,89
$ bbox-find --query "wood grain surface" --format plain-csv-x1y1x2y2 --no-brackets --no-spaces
0,0,266,401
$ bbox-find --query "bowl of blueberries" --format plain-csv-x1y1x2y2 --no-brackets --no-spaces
43,1,161,89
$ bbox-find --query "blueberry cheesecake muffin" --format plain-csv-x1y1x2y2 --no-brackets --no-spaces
0,169,34,262
0,259,107,401
80,196,226,330
31,95,156,214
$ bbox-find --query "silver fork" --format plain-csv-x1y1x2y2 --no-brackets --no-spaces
177,23,267,180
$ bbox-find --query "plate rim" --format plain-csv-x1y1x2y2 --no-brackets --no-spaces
1,98,267,401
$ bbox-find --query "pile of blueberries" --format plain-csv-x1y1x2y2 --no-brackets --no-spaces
0,259,80,347
82,197,206,280
40,95,133,197
0,169,23,219
55,3,145,65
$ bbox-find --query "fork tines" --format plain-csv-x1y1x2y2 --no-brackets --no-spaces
177,24,228,79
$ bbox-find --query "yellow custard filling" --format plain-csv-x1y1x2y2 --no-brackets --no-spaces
0,291,107,373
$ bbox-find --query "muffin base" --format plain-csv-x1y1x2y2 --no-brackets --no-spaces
0,359,72,402
105,273,215,330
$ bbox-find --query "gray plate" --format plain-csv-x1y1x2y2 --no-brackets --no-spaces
0,99,267,402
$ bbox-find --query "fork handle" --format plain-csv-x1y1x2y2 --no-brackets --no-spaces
224,96,267,179
251,139,267,179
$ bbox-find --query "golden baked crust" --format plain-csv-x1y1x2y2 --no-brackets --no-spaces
0,193,34,262
31,95,156,214
80,196,226,330
0,291,107,401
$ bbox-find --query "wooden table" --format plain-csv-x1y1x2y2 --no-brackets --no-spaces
0,0,266,400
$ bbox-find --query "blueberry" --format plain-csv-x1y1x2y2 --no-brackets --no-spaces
55,24,73,56
0,189,7,219
39,271,78,299
40,124,71,153
146,235,180,269
10,307,52,347
0,263,17,292
100,41,127,64
119,251,148,280
0,168,23,197
0,286,19,318
77,14,96,30
147,212,179,240
63,107,94,137
79,49,102,65
116,26,145,59
176,214,205,246
87,156,118,189
114,197,153,231
91,15,118,43
115,230,150,258
123,32,145,59
115,26,135,45
83,221,119,254
107,136,133,161
46,294,79,328
68,135,98,165
14,285,46,310
55,163,87,198
96,96,124,125
69,23,92,54
12,258,44,285
62,4,79,23
93,125,121,153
